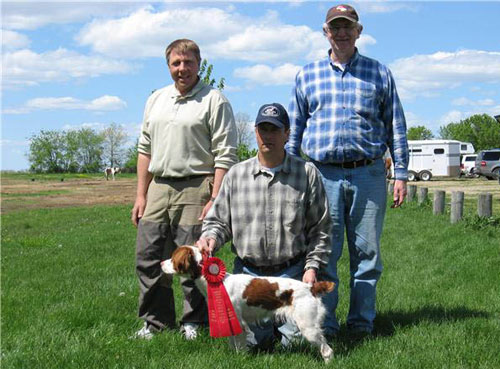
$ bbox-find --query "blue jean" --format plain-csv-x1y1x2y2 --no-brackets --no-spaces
314,159,387,334
233,257,304,347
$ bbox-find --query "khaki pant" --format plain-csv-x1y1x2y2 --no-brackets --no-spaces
135,175,212,331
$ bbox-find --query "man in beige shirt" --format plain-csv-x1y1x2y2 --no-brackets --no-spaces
131,39,238,340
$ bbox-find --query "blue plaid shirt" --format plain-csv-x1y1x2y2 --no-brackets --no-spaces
287,49,409,180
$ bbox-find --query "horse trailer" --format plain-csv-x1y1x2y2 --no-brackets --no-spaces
406,140,468,181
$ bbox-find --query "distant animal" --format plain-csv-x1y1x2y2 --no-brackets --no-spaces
384,157,393,179
161,246,335,362
104,167,121,181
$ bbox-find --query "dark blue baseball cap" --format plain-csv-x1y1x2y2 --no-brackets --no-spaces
255,103,290,130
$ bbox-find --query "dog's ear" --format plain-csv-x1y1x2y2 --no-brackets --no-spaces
170,247,201,278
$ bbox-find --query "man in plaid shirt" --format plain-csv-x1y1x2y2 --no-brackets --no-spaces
287,4,409,338
197,102,332,348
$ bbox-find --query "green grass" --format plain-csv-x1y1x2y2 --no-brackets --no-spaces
1,201,499,369
1,190,71,198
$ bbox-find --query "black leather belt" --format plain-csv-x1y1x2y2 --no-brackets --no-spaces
156,174,208,182
330,159,374,169
242,253,305,275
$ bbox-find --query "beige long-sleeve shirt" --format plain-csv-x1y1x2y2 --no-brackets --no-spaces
138,80,238,177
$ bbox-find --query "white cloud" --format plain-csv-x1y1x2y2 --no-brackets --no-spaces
354,1,418,15
2,48,134,89
439,110,467,126
77,7,245,59
451,97,496,106
390,50,500,100
234,63,301,86
4,95,126,114
2,2,144,30
76,6,375,63
2,30,30,49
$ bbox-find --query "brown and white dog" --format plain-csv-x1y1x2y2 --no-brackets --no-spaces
161,246,335,362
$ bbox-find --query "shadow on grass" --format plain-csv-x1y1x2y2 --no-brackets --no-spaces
328,305,489,356
374,305,489,337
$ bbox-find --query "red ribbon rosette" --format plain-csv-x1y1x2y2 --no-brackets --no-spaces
202,256,242,337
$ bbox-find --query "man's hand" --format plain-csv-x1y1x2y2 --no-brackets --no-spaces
131,196,147,227
196,237,216,255
198,200,214,221
393,179,407,208
302,268,317,284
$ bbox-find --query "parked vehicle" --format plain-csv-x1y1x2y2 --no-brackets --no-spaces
474,149,500,180
406,140,462,181
460,154,478,177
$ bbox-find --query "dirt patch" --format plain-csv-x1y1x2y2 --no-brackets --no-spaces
1,176,498,214
1,178,137,214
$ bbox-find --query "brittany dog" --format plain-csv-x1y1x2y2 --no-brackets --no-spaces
161,245,335,362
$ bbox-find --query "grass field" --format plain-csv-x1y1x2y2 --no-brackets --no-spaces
2,199,500,368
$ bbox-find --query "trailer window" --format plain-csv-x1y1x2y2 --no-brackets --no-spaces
461,144,468,151
434,148,445,154
409,148,422,153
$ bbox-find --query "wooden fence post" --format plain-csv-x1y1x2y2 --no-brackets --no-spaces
433,190,445,215
387,181,394,194
407,185,417,202
478,193,493,218
418,187,428,205
450,191,464,223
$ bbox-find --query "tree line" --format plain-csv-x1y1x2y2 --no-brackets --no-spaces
28,119,255,174
407,114,500,151
28,123,132,173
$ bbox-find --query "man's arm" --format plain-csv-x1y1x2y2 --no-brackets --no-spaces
286,71,308,156
383,69,409,206
198,167,228,220
198,173,233,253
302,165,332,284
131,152,153,227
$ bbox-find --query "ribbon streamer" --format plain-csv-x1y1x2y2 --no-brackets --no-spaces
202,256,242,337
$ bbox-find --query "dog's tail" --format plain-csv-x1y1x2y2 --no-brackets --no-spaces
310,281,335,297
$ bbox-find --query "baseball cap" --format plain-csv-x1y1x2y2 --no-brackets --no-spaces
325,4,359,24
255,103,290,130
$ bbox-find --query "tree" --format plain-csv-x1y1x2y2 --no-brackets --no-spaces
234,112,253,148
407,126,434,140
199,59,225,90
101,123,128,167
237,144,258,162
439,114,500,151
28,130,66,173
75,128,104,173
123,139,139,172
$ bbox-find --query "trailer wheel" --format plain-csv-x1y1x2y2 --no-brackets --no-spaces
408,170,417,182
419,170,432,181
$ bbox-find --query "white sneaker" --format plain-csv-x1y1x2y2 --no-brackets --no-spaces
180,323,199,340
132,322,154,340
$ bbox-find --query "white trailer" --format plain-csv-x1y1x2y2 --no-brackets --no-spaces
458,141,475,155
407,140,462,181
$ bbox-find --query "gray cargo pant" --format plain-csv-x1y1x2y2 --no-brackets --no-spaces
135,175,212,331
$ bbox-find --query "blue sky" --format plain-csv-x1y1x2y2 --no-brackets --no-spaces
2,0,500,171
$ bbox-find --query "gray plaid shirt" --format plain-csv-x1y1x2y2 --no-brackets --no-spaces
201,153,331,270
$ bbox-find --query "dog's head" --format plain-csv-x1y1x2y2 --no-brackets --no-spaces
161,246,203,279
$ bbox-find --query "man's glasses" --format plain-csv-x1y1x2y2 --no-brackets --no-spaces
327,24,358,36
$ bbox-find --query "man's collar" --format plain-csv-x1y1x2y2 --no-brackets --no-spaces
251,151,291,176
327,48,359,68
